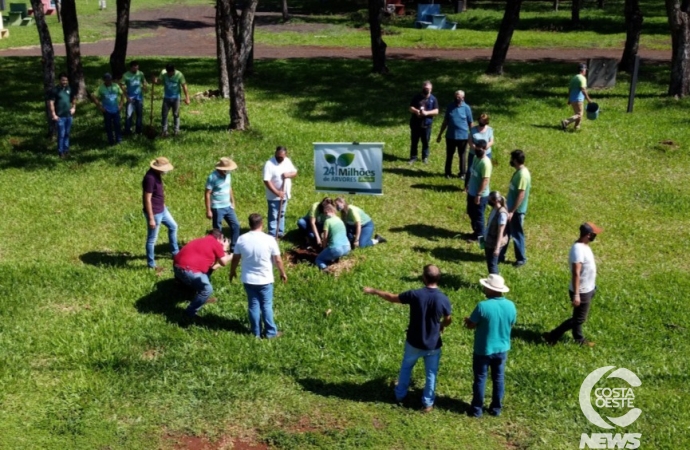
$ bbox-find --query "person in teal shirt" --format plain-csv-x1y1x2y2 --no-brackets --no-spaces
154,63,190,137
91,73,124,146
120,61,147,135
334,197,386,249
314,204,351,270
464,274,516,418
561,63,593,131
501,150,532,266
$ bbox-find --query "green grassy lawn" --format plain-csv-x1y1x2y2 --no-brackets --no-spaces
1,0,671,51
1,55,689,449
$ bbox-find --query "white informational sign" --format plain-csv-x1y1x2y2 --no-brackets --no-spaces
313,142,383,195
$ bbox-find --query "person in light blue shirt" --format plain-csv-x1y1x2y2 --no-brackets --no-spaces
436,90,473,179
119,61,147,134
92,73,124,146
205,157,240,253
154,63,190,136
561,63,593,131
465,274,516,418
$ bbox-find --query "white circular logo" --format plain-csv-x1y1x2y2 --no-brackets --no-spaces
579,366,642,429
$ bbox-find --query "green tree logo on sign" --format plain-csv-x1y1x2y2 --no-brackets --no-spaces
323,153,355,176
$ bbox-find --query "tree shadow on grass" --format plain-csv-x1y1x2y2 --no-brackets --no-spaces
400,273,475,291
389,224,458,241
512,324,546,345
410,183,463,193
384,167,440,178
412,245,485,263
297,376,471,414
135,278,251,333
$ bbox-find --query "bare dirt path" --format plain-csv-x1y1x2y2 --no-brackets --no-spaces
0,5,671,62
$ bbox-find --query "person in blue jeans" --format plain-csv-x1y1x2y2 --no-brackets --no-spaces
142,157,179,269
92,73,124,145
263,146,298,238
230,213,288,338
464,274,517,417
205,157,240,252
48,72,76,158
314,204,351,271
364,264,452,413
297,197,333,248
501,150,532,267
173,229,233,317
120,60,147,134
334,197,387,249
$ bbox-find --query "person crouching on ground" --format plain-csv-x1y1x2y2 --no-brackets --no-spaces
334,197,387,249
314,204,350,271
173,229,233,317
484,191,509,275
364,264,452,413
297,197,333,248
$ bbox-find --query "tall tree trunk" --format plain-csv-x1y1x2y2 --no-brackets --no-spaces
218,0,258,131
60,0,86,98
109,0,131,79
571,0,581,26
486,0,523,75
666,0,690,96
56,0,62,23
598,0,604,8
282,0,289,21
553,0,559,11
30,0,56,135
368,0,389,74
215,0,230,98
619,0,643,73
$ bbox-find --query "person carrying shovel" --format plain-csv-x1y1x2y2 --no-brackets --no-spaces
262,146,298,239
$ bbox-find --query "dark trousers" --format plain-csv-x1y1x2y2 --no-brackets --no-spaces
103,111,122,145
466,194,488,239
499,213,527,264
410,126,431,160
549,289,596,343
445,139,468,177
485,246,506,274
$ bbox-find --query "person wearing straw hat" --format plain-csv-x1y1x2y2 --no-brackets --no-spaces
464,274,516,418
142,157,179,269
174,229,233,317
544,222,602,347
364,264,452,413
205,157,240,253
561,63,593,131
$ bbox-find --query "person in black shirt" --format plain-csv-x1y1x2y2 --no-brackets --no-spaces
408,81,439,164
364,264,452,412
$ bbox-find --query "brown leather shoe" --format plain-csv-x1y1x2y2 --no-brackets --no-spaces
205,297,218,305
582,340,595,348
422,406,434,414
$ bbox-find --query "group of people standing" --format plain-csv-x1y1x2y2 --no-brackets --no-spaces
47,61,190,155
408,80,532,275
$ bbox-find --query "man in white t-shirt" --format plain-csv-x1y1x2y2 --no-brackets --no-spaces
545,222,602,347
263,146,298,238
230,213,288,338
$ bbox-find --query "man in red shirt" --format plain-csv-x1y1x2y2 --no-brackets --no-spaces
173,229,233,316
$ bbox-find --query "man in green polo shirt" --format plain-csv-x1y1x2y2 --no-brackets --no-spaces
465,139,492,242
48,72,76,158
120,60,147,135
502,150,531,267
154,63,190,137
